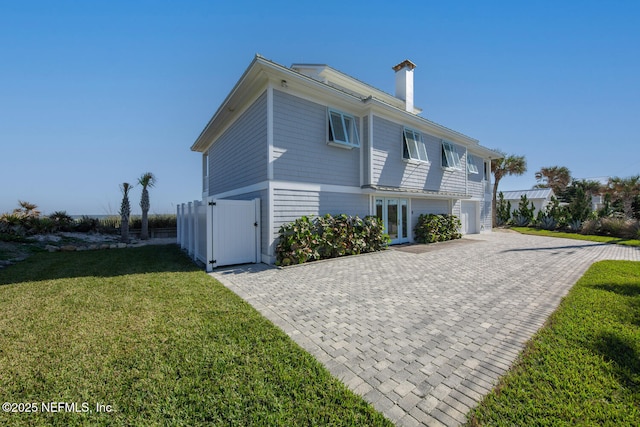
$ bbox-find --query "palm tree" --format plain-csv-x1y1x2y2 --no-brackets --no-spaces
491,152,527,226
534,166,572,196
120,182,133,243
138,172,156,240
13,200,41,218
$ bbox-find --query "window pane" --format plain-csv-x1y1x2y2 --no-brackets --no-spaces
343,115,353,143
416,134,428,161
387,199,398,240
401,200,408,239
329,111,347,142
346,116,359,145
376,199,383,220
404,130,418,159
443,142,461,168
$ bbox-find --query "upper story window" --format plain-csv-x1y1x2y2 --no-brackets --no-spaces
402,128,428,162
442,141,462,170
202,153,209,192
467,154,479,174
328,108,359,148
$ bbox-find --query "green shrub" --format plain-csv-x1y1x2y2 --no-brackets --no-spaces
511,195,535,226
496,192,511,226
600,217,636,239
129,214,177,230
581,219,599,236
275,214,388,266
538,215,558,231
49,211,75,232
413,214,461,243
0,213,25,237
75,216,101,233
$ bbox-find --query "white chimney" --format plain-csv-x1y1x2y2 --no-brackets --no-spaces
393,60,417,113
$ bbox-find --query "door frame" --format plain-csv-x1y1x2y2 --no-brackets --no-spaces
374,196,410,244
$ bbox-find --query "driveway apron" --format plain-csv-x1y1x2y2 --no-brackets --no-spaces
210,232,640,426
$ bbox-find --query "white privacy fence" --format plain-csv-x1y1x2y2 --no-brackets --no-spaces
177,200,208,265
177,198,261,271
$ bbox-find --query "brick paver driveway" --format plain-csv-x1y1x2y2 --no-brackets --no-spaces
210,232,640,426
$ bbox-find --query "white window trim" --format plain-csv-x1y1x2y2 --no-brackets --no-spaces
328,108,360,149
402,127,429,163
442,141,462,170
467,154,479,174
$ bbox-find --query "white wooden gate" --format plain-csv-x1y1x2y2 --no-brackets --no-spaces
177,199,261,271
207,198,260,271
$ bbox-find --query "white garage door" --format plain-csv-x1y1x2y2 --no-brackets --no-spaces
461,201,478,234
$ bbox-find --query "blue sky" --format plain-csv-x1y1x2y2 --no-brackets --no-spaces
1,0,639,215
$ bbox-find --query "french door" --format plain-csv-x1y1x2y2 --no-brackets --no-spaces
375,198,409,244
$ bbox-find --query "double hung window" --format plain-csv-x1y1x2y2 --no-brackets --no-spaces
402,128,428,162
328,109,359,148
442,141,462,170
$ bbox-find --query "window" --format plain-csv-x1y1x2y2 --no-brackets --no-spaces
442,141,461,169
202,153,209,192
328,109,359,148
402,128,428,162
467,154,479,174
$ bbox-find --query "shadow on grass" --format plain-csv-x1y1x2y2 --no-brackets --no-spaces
592,283,640,297
0,244,200,286
589,331,640,391
500,242,608,254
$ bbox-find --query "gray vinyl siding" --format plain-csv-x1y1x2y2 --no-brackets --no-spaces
272,90,360,186
466,154,484,198
208,92,267,195
362,115,370,185
371,116,468,194
439,141,467,194
272,188,369,251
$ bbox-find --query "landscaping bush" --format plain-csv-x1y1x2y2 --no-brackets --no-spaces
130,214,177,229
581,219,600,236
49,211,75,232
600,217,637,239
496,192,511,226
511,194,535,227
275,214,388,266
413,214,461,243
538,215,558,231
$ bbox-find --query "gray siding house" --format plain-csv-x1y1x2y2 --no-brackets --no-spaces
191,55,501,264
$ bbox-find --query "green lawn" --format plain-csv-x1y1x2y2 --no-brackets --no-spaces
512,226,640,247
0,245,391,426
467,260,640,426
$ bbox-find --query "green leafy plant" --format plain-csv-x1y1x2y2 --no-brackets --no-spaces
275,214,388,266
49,211,75,232
413,214,461,243
567,219,582,232
496,192,511,226
512,194,535,226
538,216,558,231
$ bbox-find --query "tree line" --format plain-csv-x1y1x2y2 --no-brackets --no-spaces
491,152,640,226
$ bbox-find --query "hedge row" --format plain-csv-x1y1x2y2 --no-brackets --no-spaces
275,214,389,266
413,214,462,243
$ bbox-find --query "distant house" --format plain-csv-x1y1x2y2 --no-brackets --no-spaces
501,189,555,216
179,55,502,267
